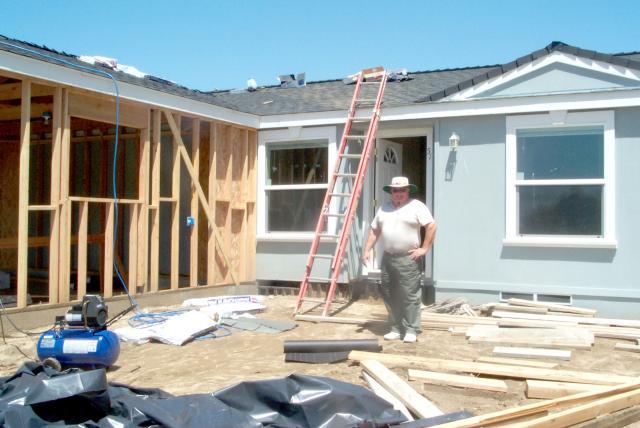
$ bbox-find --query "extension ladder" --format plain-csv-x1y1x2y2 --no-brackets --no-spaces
295,67,388,316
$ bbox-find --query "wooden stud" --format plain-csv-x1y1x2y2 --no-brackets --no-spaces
207,122,217,286
77,200,88,300
360,359,442,419
526,380,605,399
150,110,161,293
493,346,572,361
17,80,31,308
189,119,200,287
408,368,508,393
163,110,237,284
103,202,114,298
137,115,151,292
475,356,558,369
170,115,181,289
127,204,138,295
58,88,71,303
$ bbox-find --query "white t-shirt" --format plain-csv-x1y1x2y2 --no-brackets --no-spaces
370,199,434,253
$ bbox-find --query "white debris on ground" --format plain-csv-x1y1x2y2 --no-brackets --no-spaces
422,297,479,316
78,55,147,78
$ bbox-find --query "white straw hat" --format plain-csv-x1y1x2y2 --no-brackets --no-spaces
383,176,418,194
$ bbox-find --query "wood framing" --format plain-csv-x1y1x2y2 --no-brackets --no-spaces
0,69,256,309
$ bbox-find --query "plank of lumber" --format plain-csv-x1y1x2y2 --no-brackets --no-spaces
407,369,508,393
510,388,640,428
17,80,31,308
48,86,62,305
492,310,640,329
431,380,640,428
491,303,548,314
348,351,634,385
475,357,558,369
614,343,640,353
294,314,386,325
526,380,606,399
507,298,597,316
360,359,442,419
493,347,571,361
466,325,593,349
362,371,413,421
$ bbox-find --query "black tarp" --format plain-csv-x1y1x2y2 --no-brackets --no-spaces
0,362,407,427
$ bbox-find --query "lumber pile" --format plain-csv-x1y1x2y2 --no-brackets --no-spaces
348,351,640,427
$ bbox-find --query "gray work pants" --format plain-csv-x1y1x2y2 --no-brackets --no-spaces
379,252,422,335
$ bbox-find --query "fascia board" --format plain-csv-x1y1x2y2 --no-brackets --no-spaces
0,49,259,129
257,87,640,129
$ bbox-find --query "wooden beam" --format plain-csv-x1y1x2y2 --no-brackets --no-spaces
137,116,150,292
170,115,181,290
432,380,640,428
526,380,606,399
0,82,52,101
103,202,114,298
76,200,88,300
149,110,161,293
163,110,237,284
127,204,138,295
0,234,104,249
58,88,71,303
48,86,62,305
190,119,200,287
507,298,597,316
362,371,414,422
408,368,508,393
475,356,558,369
348,351,635,385
360,359,442,419
17,80,31,308
207,122,217,286
68,92,147,129
492,310,640,329
511,388,640,428
615,343,640,352
493,346,571,361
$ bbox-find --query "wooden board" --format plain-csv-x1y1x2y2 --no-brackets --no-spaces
493,347,572,361
17,80,30,308
526,380,606,399
466,325,593,349
362,371,413,421
408,369,508,393
492,310,640,329
614,343,640,352
348,351,635,385
507,298,597,316
360,359,442,419
475,357,558,369
431,380,640,428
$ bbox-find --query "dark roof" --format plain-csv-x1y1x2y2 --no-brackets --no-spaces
415,41,640,103
1,35,639,117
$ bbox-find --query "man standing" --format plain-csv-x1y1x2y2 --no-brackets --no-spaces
361,176,436,343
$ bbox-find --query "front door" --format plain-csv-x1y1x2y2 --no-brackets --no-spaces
372,138,403,270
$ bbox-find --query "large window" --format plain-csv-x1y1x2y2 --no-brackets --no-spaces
505,111,616,247
265,140,329,232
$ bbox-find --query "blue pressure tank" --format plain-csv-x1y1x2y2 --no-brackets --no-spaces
37,328,120,368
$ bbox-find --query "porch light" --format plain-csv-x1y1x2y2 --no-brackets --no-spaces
449,132,460,151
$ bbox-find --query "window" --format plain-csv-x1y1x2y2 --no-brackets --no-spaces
505,111,616,248
266,141,328,232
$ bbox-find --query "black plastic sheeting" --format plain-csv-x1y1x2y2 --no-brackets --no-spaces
283,339,382,353
0,362,407,427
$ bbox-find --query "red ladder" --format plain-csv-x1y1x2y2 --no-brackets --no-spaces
295,67,388,316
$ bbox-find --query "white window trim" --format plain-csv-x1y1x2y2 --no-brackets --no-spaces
504,110,616,248
257,126,337,241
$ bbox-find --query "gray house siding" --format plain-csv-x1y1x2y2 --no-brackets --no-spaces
434,108,640,317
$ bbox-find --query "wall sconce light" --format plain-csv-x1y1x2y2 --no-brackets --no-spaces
449,132,460,151
41,111,52,125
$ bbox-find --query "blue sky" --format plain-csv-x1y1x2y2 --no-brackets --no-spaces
2,0,639,91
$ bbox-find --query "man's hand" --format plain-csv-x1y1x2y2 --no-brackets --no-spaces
361,252,370,266
407,247,428,260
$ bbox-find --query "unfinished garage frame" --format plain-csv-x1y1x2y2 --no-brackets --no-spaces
0,72,257,308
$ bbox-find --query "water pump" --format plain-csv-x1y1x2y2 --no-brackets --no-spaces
37,295,120,369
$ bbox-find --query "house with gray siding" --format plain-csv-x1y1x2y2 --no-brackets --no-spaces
2,36,639,317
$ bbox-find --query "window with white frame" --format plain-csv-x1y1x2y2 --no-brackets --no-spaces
265,139,328,232
505,111,616,247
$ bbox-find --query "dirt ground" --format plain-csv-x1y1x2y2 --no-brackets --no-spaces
2,295,640,422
